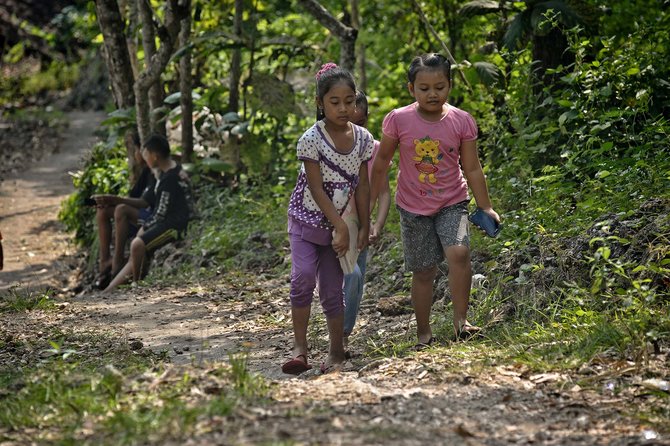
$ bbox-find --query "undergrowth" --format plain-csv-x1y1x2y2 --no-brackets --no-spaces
0,302,268,445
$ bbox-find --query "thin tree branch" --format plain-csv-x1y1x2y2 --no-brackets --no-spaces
410,0,471,91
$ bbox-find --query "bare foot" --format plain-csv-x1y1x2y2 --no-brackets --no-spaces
320,353,345,374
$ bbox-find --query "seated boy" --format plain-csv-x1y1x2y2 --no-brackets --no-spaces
92,130,154,289
102,134,194,293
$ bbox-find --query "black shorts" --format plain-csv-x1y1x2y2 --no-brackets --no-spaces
139,224,182,252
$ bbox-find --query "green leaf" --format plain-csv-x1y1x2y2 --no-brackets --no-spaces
558,110,577,125
502,13,527,51
626,67,640,76
231,122,249,136
151,106,169,117
170,42,194,62
100,108,136,126
164,92,182,105
473,61,504,87
201,157,233,173
458,0,501,18
222,112,240,123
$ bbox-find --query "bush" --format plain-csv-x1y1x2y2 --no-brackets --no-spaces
59,139,130,249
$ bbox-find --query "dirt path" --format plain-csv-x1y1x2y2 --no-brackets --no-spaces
64,278,668,445
1,114,668,445
0,111,105,292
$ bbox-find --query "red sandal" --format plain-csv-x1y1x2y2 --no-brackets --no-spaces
281,354,312,375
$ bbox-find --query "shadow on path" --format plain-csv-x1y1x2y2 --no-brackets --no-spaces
0,110,106,293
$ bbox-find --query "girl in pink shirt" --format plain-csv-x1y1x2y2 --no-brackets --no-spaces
370,53,500,347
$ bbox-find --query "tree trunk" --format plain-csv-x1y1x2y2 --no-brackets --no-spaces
357,43,366,93
296,0,357,71
134,0,187,144
179,0,193,162
117,0,140,78
349,0,366,91
94,0,135,110
93,0,139,182
138,0,166,136
532,28,572,92
228,0,243,113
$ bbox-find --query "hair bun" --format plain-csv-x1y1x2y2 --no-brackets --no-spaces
316,62,338,80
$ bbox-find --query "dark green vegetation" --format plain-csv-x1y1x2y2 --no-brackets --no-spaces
2,0,669,443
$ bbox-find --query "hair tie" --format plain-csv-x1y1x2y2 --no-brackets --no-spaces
316,62,338,80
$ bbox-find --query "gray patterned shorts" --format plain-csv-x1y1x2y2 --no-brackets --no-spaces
397,201,470,272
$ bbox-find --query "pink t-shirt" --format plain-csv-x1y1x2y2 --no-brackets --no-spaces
382,102,478,216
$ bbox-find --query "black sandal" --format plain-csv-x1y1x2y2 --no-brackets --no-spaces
94,266,112,290
414,336,436,351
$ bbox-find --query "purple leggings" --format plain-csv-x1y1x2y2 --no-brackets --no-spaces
289,232,344,318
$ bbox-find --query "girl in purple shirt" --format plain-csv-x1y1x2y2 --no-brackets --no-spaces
283,63,374,374
370,53,500,347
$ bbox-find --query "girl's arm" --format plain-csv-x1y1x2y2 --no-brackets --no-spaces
370,171,391,243
460,140,500,222
303,160,349,256
370,134,397,215
92,195,149,209
354,163,370,251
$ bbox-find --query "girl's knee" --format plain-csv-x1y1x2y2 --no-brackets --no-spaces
114,204,131,220
290,296,313,308
322,300,344,319
290,274,316,308
130,237,146,255
413,266,437,282
446,245,470,266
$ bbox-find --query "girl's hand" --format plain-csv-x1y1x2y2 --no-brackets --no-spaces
332,222,349,257
357,225,369,252
369,221,382,244
481,207,501,223
92,194,118,207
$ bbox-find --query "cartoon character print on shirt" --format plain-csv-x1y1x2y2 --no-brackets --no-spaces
413,136,443,184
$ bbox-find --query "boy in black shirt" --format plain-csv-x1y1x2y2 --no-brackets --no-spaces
103,134,194,293
92,130,154,289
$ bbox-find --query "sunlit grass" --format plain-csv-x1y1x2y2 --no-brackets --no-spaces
0,287,56,313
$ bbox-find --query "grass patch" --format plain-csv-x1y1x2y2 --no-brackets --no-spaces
0,288,56,313
0,347,269,444
0,293,269,445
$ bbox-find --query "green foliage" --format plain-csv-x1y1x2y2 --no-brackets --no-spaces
0,60,80,107
59,139,131,248
184,181,289,275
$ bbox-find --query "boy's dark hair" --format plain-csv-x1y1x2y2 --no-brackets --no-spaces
355,90,368,116
408,53,451,84
143,134,170,159
315,62,356,120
